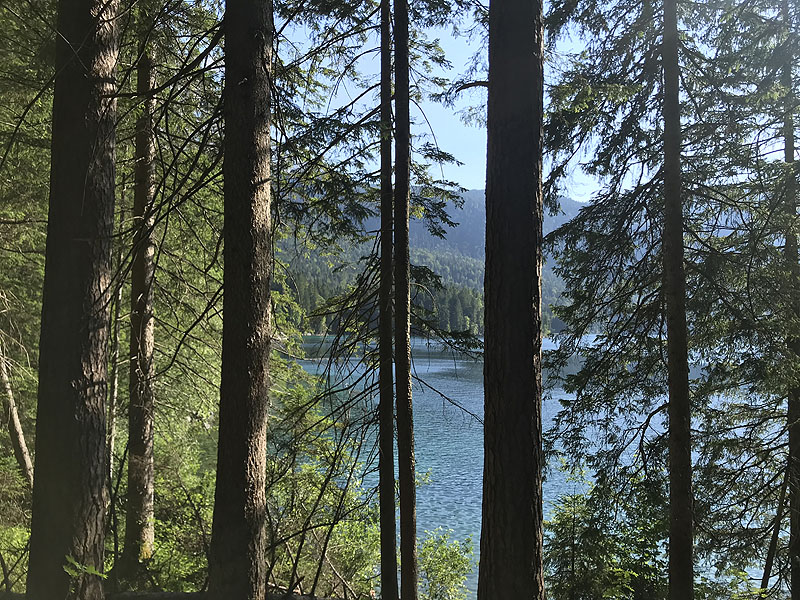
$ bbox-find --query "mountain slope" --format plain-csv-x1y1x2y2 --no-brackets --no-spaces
282,191,583,334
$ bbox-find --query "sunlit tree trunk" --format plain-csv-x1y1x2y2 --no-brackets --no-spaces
107,203,125,487
477,0,545,594
207,0,273,596
0,341,33,489
121,16,157,580
26,0,119,597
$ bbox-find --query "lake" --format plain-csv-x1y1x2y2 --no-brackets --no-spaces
298,337,577,598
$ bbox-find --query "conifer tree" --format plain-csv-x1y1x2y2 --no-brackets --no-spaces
121,5,158,579
662,0,693,594
394,0,419,593
26,0,120,596
478,0,545,595
378,0,399,594
207,0,273,596
779,1,800,593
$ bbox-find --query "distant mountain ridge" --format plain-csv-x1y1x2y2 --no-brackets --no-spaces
405,190,582,333
408,190,583,260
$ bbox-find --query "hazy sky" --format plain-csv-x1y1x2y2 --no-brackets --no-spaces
419,28,597,200
417,28,487,190
286,19,596,198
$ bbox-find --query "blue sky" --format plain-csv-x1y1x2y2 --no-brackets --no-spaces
418,27,596,200
282,18,596,198
413,29,487,190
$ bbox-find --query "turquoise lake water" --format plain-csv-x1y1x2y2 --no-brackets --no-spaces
299,338,576,598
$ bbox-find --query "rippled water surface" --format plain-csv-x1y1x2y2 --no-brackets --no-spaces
299,338,574,598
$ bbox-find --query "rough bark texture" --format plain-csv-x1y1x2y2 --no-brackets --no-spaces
782,2,800,593
107,205,124,486
26,0,119,597
662,0,694,597
0,344,33,489
393,0,418,596
206,0,273,597
378,0,399,596
122,24,157,577
477,0,545,595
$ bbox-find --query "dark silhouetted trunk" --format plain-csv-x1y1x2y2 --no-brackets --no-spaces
26,0,119,597
393,0,418,596
476,0,545,594
121,21,157,579
663,0,693,597
782,1,800,595
379,0,399,595
206,0,273,597
0,343,33,489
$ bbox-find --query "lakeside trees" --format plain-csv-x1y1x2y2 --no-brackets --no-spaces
543,0,800,596
2,0,800,596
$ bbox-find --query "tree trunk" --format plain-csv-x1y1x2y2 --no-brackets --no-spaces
26,0,120,597
662,0,694,597
121,19,157,580
206,0,273,596
782,1,800,594
393,0,418,596
379,0,399,595
0,343,33,489
761,460,789,593
477,0,545,594
108,202,126,487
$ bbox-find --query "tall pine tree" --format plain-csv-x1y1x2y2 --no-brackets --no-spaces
207,0,273,596
27,0,120,596
478,0,546,595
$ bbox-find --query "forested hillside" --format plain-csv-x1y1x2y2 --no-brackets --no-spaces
285,191,581,335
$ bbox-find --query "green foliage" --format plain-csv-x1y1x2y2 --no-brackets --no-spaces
3,0,800,594
418,529,473,600
544,474,668,600
143,446,217,591
285,192,579,338
262,357,382,597
0,455,28,592
63,555,107,579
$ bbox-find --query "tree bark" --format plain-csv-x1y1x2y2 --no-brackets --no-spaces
379,0,399,596
662,0,694,597
121,20,157,578
477,0,545,595
0,343,33,489
108,203,125,487
781,1,800,595
393,0,418,595
206,0,273,597
26,0,119,597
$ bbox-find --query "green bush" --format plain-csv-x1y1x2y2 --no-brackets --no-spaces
418,528,473,600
